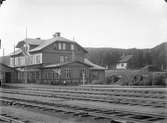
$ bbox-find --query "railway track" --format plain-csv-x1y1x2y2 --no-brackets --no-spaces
1,88,166,108
0,113,30,123
0,97,166,123
29,87,166,99
0,86,166,123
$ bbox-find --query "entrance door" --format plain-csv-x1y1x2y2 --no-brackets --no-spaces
5,72,11,83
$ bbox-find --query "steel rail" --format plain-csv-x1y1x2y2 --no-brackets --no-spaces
0,89,166,108
5,86,166,99
0,114,30,123
0,98,166,123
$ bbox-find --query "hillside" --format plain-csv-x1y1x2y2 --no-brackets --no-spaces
86,42,167,70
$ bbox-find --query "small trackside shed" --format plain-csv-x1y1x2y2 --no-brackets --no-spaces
0,63,17,84
84,58,106,83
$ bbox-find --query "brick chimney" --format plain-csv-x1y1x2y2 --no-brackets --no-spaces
53,32,61,37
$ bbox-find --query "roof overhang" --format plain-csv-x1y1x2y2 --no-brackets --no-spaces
44,61,92,69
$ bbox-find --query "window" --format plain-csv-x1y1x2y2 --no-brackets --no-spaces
60,56,64,63
17,57,20,66
36,55,41,64
81,68,89,78
58,43,62,50
66,43,70,50
10,58,13,66
65,68,71,79
31,72,36,80
36,71,40,80
20,57,24,66
15,57,18,66
50,72,54,80
64,56,69,62
54,43,58,50
18,72,21,80
59,56,69,63
43,71,47,80
71,44,74,50
53,69,61,80
63,43,66,50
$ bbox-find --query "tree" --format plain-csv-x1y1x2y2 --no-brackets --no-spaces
0,0,6,6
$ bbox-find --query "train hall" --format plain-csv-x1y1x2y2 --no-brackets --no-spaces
10,32,105,85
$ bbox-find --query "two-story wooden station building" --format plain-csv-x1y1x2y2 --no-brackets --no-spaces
10,32,105,85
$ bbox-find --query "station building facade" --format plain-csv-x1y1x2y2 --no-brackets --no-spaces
10,32,105,85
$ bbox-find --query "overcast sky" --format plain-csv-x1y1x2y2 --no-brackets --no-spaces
0,0,167,56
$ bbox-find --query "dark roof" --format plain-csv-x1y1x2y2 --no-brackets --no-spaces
0,56,10,66
84,58,105,70
44,60,92,68
119,55,133,63
0,63,11,68
0,63,14,72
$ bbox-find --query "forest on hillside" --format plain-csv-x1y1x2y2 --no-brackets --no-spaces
86,42,167,70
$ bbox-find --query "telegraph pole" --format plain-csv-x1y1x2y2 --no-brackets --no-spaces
2,48,4,56
13,40,16,83
25,27,28,84
72,37,75,61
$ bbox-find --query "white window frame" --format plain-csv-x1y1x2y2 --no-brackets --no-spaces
58,43,62,50
71,44,74,50
63,43,66,50
60,56,64,63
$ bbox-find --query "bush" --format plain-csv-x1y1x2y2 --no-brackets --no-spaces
92,80,104,84
106,70,167,86
151,73,167,86
106,75,120,84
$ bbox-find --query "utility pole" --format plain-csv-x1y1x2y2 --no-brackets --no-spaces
2,48,4,56
22,27,29,84
25,27,28,84
13,40,16,83
72,37,75,62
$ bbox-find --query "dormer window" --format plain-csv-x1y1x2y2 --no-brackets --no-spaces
53,43,58,50
63,43,66,50
58,43,62,50
71,44,74,50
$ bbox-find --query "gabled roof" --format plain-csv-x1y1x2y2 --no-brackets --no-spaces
30,36,75,52
44,60,92,68
84,58,105,70
14,36,88,54
119,55,133,63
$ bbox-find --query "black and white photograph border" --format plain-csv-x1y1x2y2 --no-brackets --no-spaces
0,0,167,123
